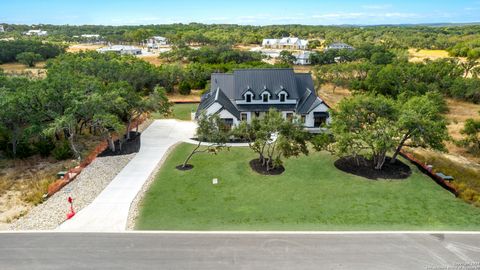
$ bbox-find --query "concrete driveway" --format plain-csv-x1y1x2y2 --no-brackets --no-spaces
57,120,196,232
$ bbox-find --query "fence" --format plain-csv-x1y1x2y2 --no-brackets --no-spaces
46,115,148,197
399,150,459,196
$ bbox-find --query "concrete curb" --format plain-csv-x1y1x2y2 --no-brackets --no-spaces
2,230,480,234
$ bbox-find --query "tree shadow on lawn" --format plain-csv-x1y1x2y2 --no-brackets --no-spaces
334,156,412,180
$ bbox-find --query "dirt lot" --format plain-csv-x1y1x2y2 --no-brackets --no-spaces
408,49,451,63
442,99,480,163
317,84,351,108
167,90,202,102
0,62,47,78
0,157,74,229
138,54,165,66
66,44,103,53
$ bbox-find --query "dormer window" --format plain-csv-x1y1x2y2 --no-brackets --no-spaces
244,88,254,103
245,93,252,102
262,93,269,102
278,89,288,102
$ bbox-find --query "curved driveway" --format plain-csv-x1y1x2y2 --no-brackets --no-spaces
57,120,196,232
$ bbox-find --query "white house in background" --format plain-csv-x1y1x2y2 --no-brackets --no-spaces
97,45,142,55
79,34,103,44
324,42,355,51
146,36,168,49
196,68,330,132
81,34,101,39
294,51,312,65
24,29,48,36
262,37,308,50
0,25,4,33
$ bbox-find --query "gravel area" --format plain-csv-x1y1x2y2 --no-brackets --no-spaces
10,154,136,230
126,143,179,230
9,119,153,231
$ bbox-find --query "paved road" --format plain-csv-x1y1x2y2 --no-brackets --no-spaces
1,232,479,270
57,120,196,232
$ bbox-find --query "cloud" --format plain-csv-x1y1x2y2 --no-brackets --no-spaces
361,4,393,10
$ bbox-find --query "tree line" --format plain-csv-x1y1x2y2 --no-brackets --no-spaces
0,40,65,64
159,45,287,94
314,53,480,103
2,23,480,52
0,52,170,160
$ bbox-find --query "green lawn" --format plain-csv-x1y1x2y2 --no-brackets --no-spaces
136,143,480,231
153,103,198,121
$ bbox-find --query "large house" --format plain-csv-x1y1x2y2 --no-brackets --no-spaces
262,37,308,50
196,69,330,132
24,29,48,36
97,45,142,55
80,34,101,39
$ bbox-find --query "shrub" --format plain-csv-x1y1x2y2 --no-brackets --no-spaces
34,138,55,158
22,176,54,205
2,140,34,159
179,81,191,95
52,141,73,160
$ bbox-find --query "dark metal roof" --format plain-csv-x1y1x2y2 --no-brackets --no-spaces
196,88,240,119
216,88,240,118
233,69,299,100
198,68,328,118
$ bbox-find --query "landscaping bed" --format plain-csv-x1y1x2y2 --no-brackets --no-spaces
334,156,411,180
97,131,141,157
135,143,480,231
249,159,285,175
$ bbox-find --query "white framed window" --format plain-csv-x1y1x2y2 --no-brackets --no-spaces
262,93,269,102
280,93,286,102
241,113,248,121
286,112,294,122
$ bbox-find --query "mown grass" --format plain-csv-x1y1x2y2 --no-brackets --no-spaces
136,143,480,231
153,103,198,121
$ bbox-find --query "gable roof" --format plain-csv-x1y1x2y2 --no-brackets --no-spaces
198,68,327,117
262,39,278,46
196,87,239,119
232,69,299,100
279,37,299,45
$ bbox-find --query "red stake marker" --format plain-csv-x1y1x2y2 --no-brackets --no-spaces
66,196,76,220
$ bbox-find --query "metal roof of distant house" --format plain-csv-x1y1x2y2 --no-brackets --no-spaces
97,45,141,52
279,37,299,45
152,36,167,41
294,51,312,59
262,39,279,46
81,34,100,38
262,37,308,47
326,42,355,50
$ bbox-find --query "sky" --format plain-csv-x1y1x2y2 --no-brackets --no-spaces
1,0,480,26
